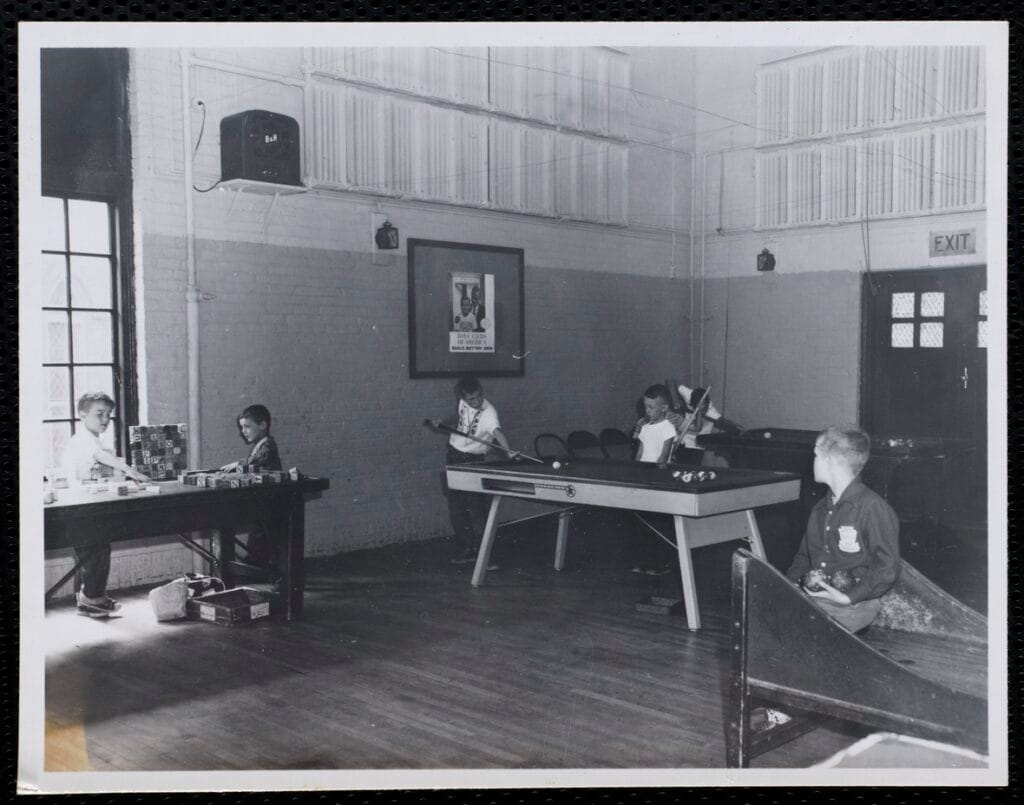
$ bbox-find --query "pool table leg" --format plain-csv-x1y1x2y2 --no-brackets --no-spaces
673,515,701,631
554,510,571,571
471,496,503,587
744,509,767,560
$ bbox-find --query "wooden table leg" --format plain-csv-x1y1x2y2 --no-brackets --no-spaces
471,496,502,587
216,527,237,590
554,510,571,570
280,491,306,620
673,515,701,631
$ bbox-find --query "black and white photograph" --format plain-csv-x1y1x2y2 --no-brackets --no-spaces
18,21,1008,792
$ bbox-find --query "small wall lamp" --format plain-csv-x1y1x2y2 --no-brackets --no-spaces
375,220,400,250
757,248,776,272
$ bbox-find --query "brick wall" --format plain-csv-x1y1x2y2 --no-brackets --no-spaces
92,47,697,586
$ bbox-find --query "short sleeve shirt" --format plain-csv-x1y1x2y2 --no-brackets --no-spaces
449,399,501,455
62,428,107,482
637,419,678,462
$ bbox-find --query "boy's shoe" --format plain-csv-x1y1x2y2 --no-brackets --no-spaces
644,565,672,576
76,592,123,618
750,706,792,732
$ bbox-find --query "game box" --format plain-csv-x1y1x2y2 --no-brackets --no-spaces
185,587,274,626
129,423,189,480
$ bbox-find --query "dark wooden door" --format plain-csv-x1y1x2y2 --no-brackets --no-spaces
861,266,988,513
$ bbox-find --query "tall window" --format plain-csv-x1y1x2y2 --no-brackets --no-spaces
41,196,123,470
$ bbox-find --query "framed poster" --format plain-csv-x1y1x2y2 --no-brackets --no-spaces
407,239,525,378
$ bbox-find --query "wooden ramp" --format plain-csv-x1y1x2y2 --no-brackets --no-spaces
726,549,987,768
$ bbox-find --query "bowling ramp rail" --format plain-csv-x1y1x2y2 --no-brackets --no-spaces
726,549,987,768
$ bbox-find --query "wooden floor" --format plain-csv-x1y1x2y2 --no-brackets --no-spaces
44,506,978,772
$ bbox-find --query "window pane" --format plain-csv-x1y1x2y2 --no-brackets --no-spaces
891,322,914,348
891,292,914,319
68,199,111,255
920,291,944,317
919,322,944,348
70,255,113,309
73,365,115,407
71,311,114,362
978,320,988,348
979,290,988,317
44,367,71,419
43,421,73,473
43,310,70,362
41,196,66,252
42,253,68,307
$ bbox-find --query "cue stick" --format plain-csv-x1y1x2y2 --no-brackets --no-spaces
670,385,712,452
424,420,545,464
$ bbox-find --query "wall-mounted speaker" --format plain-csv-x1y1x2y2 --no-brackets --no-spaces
220,110,301,186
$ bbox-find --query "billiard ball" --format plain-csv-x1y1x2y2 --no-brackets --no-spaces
681,472,694,483
801,569,827,591
763,431,772,438
671,470,682,479
831,569,854,593
551,461,562,470
697,471,707,481
707,471,716,480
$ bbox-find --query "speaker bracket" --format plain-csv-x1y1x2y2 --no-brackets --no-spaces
219,179,306,244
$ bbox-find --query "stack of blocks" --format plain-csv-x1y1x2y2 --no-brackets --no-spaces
129,424,189,481
179,467,295,488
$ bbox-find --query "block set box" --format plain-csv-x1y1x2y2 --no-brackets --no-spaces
178,466,300,489
129,423,190,481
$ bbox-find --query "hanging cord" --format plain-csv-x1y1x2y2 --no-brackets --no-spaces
191,100,221,193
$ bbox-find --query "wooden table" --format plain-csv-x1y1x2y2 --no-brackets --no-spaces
44,477,329,620
445,458,800,630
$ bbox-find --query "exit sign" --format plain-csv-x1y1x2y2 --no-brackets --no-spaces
930,229,976,257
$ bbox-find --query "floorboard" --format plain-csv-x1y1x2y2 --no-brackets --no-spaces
43,508,974,772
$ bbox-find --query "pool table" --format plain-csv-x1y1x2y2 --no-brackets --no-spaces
446,457,801,630
697,428,972,521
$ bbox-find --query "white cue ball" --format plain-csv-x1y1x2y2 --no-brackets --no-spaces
552,461,562,470
763,431,772,438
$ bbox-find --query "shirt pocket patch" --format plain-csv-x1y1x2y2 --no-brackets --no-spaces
837,525,861,553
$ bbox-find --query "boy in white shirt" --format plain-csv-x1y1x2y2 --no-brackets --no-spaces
630,385,687,574
430,375,513,568
632,385,686,463
61,392,149,616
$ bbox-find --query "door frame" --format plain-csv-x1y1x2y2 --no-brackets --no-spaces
858,264,987,436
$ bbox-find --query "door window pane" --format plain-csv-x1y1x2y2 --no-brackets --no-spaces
979,290,987,316
68,199,111,255
891,322,914,348
70,311,114,362
978,320,988,348
920,292,944,317
70,256,113,308
891,292,915,319
43,310,70,362
919,322,944,348
44,367,71,419
42,253,68,306
43,421,73,472
73,366,116,404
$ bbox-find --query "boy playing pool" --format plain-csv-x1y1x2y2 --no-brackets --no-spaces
430,375,513,568
61,392,150,617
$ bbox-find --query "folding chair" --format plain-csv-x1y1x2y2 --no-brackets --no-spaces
534,433,570,461
567,430,605,460
599,427,635,461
